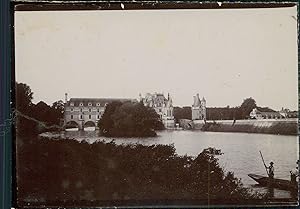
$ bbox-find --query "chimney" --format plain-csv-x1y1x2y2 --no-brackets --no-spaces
65,93,68,104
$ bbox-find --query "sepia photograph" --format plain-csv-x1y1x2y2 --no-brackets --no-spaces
14,3,298,207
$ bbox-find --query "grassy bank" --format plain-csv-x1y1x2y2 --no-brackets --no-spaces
16,135,266,207
201,121,298,135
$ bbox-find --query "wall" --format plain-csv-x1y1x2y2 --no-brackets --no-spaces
199,119,298,135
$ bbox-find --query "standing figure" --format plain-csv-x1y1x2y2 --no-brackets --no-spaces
290,161,299,184
268,162,274,179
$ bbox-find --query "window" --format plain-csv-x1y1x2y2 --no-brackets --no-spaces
97,115,100,119
79,103,83,106
88,103,92,106
80,115,83,119
89,115,91,119
97,109,100,112
71,108,74,112
71,115,73,119
80,108,83,112
96,103,100,106
89,108,91,112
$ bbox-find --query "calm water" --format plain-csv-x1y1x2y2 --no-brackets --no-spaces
43,129,299,198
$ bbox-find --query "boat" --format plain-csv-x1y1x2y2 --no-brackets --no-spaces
248,174,298,191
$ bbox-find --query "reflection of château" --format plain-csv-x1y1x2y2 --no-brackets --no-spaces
139,93,175,128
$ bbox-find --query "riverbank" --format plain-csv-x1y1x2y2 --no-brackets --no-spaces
17,135,269,207
201,119,298,136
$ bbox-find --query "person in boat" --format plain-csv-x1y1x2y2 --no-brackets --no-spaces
290,161,299,184
268,162,274,179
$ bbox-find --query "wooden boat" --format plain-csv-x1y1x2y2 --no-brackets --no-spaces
248,174,298,191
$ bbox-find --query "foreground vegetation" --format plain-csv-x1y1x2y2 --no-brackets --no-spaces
17,136,265,207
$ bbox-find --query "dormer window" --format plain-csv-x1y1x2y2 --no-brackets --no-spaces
79,103,83,106
88,103,92,106
70,102,74,106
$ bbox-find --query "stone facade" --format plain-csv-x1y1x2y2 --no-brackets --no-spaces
63,94,134,130
140,93,175,128
192,93,206,121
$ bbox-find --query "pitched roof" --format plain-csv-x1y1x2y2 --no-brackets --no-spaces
67,98,136,107
256,107,276,112
192,94,201,107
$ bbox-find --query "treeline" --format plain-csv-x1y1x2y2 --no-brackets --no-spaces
173,106,192,122
15,82,64,136
174,98,261,121
98,101,164,137
17,136,264,207
207,107,243,120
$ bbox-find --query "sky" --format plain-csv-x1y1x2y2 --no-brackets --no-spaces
15,7,298,110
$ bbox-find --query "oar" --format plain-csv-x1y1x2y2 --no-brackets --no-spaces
259,151,269,176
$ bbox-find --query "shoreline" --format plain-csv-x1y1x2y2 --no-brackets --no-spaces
200,120,298,136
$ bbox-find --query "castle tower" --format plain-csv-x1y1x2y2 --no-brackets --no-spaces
192,94,201,120
65,93,68,104
201,97,207,120
192,94,206,120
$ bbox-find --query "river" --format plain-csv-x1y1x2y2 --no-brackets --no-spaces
43,129,299,198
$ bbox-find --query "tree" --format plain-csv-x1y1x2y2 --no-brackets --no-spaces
240,98,257,119
16,82,33,114
98,101,164,137
15,82,38,136
51,100,65,125
173,106,192,122
52,100,64,113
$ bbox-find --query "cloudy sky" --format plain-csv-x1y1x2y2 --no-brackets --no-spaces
15,7,298,110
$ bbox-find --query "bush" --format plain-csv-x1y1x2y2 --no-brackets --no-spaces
17,136,263,207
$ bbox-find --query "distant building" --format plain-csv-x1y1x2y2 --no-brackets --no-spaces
279,108,298,118
140,92,175,128
192,93,206,121
63,94,135,130
249,107,298,119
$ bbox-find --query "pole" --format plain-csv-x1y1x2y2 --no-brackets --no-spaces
260,151,269,176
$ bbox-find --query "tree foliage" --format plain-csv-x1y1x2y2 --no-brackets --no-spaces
17,137,263,206
16,82,33,114
98,101,164,137
207,98,258,120
174,106,192,121
15,82,64,136
207,107,242,120
240,97,257,118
